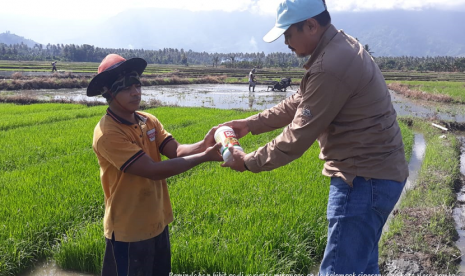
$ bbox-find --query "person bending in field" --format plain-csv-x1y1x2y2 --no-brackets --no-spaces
220,0,408,274
87,54,223,276
51,61,57,72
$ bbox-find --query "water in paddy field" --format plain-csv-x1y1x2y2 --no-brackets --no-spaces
19,260,96,276
7,84,465,122
13,84,295,111
383,133,426,234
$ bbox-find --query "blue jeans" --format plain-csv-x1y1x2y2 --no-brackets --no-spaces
319,176,406,275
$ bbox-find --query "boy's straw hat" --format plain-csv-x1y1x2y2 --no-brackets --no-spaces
87,54,147,97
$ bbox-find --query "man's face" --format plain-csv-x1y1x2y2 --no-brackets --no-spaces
112,84,142,112
284,22,319,57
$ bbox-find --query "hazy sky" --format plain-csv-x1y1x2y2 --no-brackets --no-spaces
1,0,464,48
2,0,465,20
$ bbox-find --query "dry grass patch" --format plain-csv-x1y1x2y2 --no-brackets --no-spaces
388,82,454,103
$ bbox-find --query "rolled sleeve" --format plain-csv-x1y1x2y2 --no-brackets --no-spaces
247,90,301,135
244,72,351,172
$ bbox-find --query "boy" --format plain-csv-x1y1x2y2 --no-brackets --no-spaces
87,54,222,276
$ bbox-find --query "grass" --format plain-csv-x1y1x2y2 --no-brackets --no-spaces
0,105,104,131
387,80,465,103
379,118,461,274
0,103,414,276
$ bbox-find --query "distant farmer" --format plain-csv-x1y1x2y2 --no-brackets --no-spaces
87,54,222,276
51,61,57,72
248,68,257,92
220,0,408,274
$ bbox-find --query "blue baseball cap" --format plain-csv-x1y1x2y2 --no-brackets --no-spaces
263,0,327,43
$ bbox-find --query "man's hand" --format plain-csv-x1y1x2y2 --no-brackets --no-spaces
221,119,250,139
221,147,247,172
204,142,223,162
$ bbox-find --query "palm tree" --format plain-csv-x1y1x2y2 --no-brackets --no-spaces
364,44,374,57
213,56,219,67
229,55,235,68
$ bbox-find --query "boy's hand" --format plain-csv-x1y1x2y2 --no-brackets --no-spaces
221,147,247,172
205,142,223,162
203,125,220,149
220,119,250,139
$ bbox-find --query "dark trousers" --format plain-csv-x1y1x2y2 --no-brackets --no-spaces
101,226,171,276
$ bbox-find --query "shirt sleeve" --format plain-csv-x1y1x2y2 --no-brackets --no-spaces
150,116,173,154
244,72,351,172
96,131,145,172
246,89,302,135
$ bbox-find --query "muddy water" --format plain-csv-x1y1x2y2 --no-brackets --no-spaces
19,260,95,276
6,84,465,122
404,134,427,192
383,133,426,233
390,91,465,123
453,137,465,274
12,84,294,111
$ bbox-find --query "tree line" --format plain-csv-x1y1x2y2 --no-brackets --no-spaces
1,42,465,72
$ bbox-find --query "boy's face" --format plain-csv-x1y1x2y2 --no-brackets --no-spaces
110,84,142,113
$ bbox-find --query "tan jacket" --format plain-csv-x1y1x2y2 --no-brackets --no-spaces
244,25,409,185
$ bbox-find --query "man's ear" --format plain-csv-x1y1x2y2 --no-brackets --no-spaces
305,18,320,34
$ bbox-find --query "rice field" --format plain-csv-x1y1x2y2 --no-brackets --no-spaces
0,103,413,276
386,80,465,102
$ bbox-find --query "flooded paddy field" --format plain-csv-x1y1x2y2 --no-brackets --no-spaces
4,83,465,123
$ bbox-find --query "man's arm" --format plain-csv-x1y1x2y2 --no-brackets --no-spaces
125,142,222,180
224,90,302,138
223,72,351,173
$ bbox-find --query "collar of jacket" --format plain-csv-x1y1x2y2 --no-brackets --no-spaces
303,24,339,70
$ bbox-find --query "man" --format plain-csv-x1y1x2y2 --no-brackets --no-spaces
51,61,57,72
221,0,408,274
248,68,257,92
87,54,222,276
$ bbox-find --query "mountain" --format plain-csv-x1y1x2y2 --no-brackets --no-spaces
73,8,288,54
331,10,465,57
72,8,465,57
1,9,464,57
0,31,40,47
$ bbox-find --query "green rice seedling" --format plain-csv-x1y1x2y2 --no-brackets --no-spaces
399,121,414,162
0,105,106,131
0,150,102,276
0,103,87,115
53,222,104,274
0,115,103,172
0,104,414,276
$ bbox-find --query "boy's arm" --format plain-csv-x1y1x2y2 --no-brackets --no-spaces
161,126,219,158
125,142,222,180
